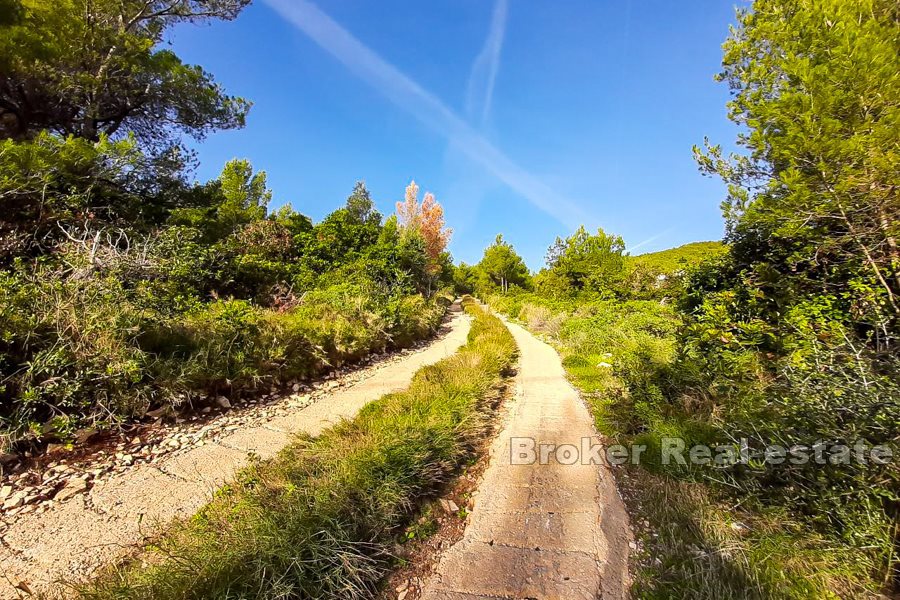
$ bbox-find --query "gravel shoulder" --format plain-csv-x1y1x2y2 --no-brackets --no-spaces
0,311,471,599
420,318,632,600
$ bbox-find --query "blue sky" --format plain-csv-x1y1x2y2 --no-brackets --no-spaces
169,0,743,270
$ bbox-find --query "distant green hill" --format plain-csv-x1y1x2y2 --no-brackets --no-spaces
627,241,726,274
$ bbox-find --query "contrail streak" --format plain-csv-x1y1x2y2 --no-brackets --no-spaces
466,0,508,124
263,0,587,229
626,228,674,254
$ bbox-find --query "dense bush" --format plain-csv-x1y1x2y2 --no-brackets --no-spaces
0,124,454,454
0,256,446,447
678,0,900,589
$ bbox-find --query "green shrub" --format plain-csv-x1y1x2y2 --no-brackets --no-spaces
79,302,515,599
488,290,897,596
0,268,156,445
0,261,446,448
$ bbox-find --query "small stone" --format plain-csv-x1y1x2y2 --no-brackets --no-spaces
14,580,32,595
216,396,232,409
3,491,27,510
146,406,169,419
201,406,212,414
54,478,88,502
75,427,99,444
438,498,460,514
46,443,68,454
291,383,301,392
0,485,11,500
730,521,748,533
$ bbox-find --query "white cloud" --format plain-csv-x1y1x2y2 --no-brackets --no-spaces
262,0,587,230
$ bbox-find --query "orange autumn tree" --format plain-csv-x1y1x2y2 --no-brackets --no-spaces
396,180,452,276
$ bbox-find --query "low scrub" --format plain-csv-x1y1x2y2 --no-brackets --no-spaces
0,263,446,449
625,470,866,600
79,299,516,599
488,291,896,598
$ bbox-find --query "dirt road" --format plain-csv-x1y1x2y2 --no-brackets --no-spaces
421,319,632,600
0,311,471,599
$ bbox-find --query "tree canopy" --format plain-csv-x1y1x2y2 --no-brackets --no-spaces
396,180,452,277
0,0,251,149
695,0,900,345
543,226,626,294
477,234,531,293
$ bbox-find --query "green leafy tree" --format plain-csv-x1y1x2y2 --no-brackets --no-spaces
369,215,429,293
695,0,900,343
0,132,191,261
169,158,270,241
299,184,383,276
679,1,900,581
270,205,313,238
452,262,478,295
217,159,270,231
545,226,626,294
532,268,573,299
345,181,380,226
0,0,251,149
477,234,531,293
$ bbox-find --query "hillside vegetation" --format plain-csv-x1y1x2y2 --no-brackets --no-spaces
627,241,726,274
81,300,516,599
0,2,454,452
476,0,899,596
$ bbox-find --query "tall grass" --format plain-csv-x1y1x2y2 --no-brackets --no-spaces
0,268,447,449
78,299,516,599
488,292,889,599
